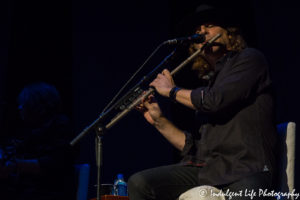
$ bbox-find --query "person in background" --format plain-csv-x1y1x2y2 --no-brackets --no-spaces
0,82,78,200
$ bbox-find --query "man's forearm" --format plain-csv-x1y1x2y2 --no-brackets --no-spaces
171,89,196,110
153,117,186,151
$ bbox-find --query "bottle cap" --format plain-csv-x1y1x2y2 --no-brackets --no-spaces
117,173,124,180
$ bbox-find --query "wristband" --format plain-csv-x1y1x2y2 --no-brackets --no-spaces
169,87,181,102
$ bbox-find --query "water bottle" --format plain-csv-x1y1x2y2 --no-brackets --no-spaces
113,173,128,196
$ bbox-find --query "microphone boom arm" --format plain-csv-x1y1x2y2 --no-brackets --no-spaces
70,33,221,146
104,33,221,130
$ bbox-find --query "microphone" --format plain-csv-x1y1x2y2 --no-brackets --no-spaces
164,34,206,45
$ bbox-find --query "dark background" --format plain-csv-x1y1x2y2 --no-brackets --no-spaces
1,0,299,198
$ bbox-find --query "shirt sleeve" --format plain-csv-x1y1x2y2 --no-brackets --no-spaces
191,48,271,114
181,131,194,156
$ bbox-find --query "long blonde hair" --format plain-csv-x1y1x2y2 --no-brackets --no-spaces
226,27,247,52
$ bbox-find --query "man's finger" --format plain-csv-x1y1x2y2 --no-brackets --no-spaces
135,104,147,113
162,69,172,79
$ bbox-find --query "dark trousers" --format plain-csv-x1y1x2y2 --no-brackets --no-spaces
127,164,272,200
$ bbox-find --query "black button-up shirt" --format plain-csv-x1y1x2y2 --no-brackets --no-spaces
181,48,277,186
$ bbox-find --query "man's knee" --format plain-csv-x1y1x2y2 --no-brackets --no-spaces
128,172,155,200
128,172,151,193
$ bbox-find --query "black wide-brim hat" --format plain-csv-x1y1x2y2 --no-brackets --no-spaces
175,4,248,38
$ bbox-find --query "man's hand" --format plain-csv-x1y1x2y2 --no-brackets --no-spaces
136,95,164,126
150,69,175,97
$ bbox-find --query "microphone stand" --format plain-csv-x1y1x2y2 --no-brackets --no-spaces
95,127,103,200
70,33,221,200
70,45,176,200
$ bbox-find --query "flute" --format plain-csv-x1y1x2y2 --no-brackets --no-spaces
104,33,221,130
